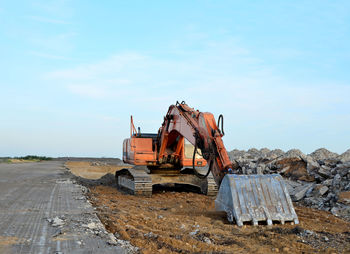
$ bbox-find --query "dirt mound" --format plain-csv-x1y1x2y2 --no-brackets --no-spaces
65,161,130,179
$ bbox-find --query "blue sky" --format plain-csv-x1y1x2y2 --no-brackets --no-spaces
1,1,349,157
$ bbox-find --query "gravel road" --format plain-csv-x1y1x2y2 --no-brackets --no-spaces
0,161,125,254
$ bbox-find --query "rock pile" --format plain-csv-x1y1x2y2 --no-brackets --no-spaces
228,148,350,220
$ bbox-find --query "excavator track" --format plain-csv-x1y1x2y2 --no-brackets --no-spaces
116,166,152,197
115,166,218,197
206,172,218,196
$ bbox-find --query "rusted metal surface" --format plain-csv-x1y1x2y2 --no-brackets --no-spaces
215,174,299,226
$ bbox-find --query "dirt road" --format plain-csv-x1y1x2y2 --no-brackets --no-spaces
0,161,125,254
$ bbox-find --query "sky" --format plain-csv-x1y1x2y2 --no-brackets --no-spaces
0,1,349,157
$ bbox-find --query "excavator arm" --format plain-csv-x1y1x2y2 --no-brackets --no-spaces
157,101,235,186
156,102,299,226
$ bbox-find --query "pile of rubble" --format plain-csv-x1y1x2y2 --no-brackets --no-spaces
229,148,350,220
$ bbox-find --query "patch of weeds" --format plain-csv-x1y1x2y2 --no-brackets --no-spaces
18,155,52,161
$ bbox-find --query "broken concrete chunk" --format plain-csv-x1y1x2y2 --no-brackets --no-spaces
144,232,158,239
334,162,350,177
319,186,329,196
283,149,305,159
338,149,350,163
332,174,342,187
309,185,329,197
331,205,350,221
303,155,320,172
291,184,313,201
260,148,271,155
338,191,350,205
284,180,301,194
322,179,333,186
318,166,332,178
309,148,338,161
51,217,64,227
304,229,314,236
107,233,117,245
275,157,311,181
87,222,98,229
189,229,200,236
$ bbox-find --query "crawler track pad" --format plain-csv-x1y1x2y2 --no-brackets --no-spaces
116,167,153,197
115,166,218,196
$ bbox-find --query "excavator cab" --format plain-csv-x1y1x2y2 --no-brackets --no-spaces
122,116,208,169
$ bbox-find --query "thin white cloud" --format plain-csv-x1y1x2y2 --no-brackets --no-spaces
45,45,350,114
32,0,73,19
46,53,146,81
28,51,71,60
67,84,111,99
27,15,70,24
29,32,77,53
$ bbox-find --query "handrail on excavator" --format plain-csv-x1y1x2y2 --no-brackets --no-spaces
130,116,138,137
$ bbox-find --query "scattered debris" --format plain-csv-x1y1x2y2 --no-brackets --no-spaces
52,228,62,237
86,222,98,230
114,239,139,253
107,233,118,245
48,217,65,227
144,232,158,239
189,229,200,236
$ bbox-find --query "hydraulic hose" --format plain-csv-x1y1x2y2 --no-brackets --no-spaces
192,142,212,179
217,114,224,135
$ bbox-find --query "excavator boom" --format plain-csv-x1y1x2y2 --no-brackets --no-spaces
157,101,231,186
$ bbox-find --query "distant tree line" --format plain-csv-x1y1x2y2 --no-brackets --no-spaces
16,155,52,161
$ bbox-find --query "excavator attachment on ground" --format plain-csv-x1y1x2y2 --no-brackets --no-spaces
215,174,299,226
117,101,299,226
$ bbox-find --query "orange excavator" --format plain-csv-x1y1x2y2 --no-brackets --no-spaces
116,101,299,226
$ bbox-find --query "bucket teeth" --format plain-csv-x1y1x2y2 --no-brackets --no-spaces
215,174,299,226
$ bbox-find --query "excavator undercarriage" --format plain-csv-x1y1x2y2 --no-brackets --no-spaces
116,166,218,197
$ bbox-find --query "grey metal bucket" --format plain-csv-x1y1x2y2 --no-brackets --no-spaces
215,174,299,226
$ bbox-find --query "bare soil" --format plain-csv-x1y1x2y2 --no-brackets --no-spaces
67,161,350,254
6,159,40,163
0,236,19,246
0,236,19,254
66,161,130,179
